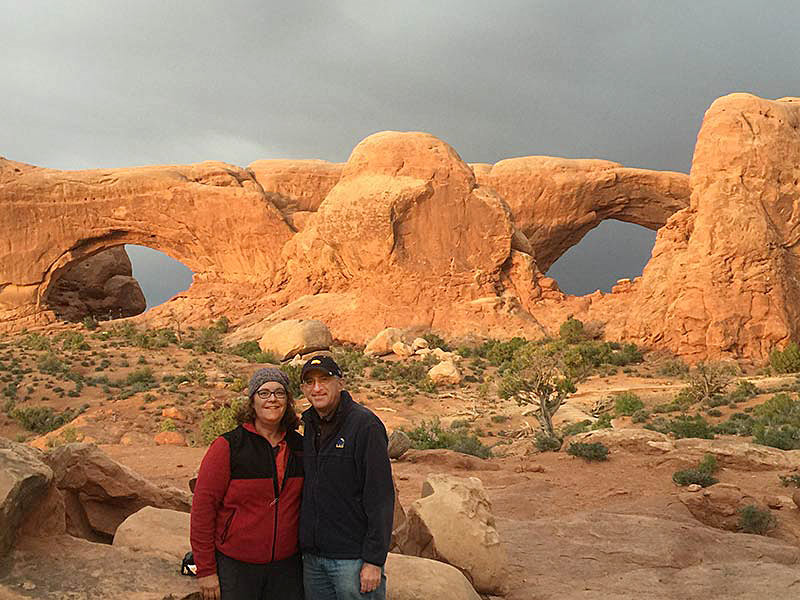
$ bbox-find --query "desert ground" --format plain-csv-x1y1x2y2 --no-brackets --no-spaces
4,319,800,599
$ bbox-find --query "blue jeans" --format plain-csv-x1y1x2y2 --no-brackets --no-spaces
303,553,386,600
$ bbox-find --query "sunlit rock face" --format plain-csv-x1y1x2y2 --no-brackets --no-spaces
2,93,797,361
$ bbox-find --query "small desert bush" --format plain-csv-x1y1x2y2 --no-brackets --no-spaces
613,391,644,416
737,504,776,535
199,398,247,444
657,358,689,377
672,453,719,487
403,418,491,458
228,340,278,363
727,380,759,403
779,473,800,487
332,346,373,378
645,414,715,439
12,404,87,434
21,333,51,352
422,332,450,351
535,432,563,452
560,420,592,437
769,341,800,374
559,316,588,344
631,409,650,423
566,441,609,461
54,332,89,351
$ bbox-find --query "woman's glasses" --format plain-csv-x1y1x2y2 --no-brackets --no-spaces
256,389,287,401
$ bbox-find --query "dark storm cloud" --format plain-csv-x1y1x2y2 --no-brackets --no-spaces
2,1,799,299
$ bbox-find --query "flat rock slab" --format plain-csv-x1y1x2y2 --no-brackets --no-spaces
498,509,800,600
0,535,199,600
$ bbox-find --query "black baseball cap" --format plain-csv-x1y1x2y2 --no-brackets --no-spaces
301,355,343,380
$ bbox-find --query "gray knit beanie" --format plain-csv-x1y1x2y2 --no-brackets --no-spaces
248,368,290,398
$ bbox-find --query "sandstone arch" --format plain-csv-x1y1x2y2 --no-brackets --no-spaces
473,157,690,271
0,159,293,327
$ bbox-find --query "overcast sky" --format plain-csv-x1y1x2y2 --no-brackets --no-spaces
3,1,799,301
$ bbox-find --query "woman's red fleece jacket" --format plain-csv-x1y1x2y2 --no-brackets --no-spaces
190,423,304,577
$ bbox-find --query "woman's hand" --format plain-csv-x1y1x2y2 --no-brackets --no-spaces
197,574,220,600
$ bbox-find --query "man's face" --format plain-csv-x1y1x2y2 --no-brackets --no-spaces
301,369,343,417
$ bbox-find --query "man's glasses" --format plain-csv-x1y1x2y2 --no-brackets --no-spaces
256,389,287,401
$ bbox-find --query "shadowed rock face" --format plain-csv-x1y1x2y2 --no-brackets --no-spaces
44,246,146,321
1,94,795,360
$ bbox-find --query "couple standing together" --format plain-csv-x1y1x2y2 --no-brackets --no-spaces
190,355,395,600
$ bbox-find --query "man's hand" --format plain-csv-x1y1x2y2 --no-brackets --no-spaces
197,574,220,600
360,562,382,594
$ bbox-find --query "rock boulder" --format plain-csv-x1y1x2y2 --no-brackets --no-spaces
259,319,333,360
385,553,480,600
44,443,191,542
402,474,506,594
112,506,191,561
0,439,52,557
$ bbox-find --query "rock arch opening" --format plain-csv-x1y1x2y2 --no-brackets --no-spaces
545,220,657,296
125,245,194,311
41,245,193,322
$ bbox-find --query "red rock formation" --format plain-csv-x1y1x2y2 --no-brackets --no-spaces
474,157,689,271
4,94,794,360
600,94,800,360
45,246,146,321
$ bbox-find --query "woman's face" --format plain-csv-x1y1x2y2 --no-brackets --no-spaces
253,381,288,427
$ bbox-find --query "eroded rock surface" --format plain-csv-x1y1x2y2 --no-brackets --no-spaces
3,95,799,360
45,246,146,321
0,439,52,557
402,474,506,594
44,443,191,542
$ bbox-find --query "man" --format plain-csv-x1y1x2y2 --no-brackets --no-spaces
299,355,395,600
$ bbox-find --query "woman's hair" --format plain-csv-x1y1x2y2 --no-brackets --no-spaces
237,384,300,431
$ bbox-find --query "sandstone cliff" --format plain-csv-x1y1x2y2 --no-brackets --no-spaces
1,92,796,360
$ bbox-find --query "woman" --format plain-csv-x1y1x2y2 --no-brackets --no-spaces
190,368,304,600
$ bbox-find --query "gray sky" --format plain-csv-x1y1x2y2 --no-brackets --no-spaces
3,1,798,300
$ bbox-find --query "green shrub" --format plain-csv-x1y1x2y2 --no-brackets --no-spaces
12,404,86,434
560,420,592,436
752,424,800,450
658,358,689,377
37,353,65,375
403,419,492,458
728,380,759,403
228,340,278,363
82,316,99,331
631,409,650,423
737,504,776,535
560,316,587,344
613,391,644,416
779,473,800,487
672,453,719,487
199,398,246,444
280,364,302,398
535,432,563,452
55,332,89,351
646,414,715,439
668,414,715,439
21,333,51,351
192,327,223,353
160,418,177,432
422,332,450,352
769,341,800,374
713,412,754,436
566,441,609,461
490,414,510,424
212,316,230,334
332,346,373,378
591,413,613,430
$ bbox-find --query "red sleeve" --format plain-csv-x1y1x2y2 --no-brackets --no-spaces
190,436,230,577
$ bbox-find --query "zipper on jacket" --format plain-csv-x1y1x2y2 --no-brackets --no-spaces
220,508,236,543
269,440,293,562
